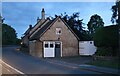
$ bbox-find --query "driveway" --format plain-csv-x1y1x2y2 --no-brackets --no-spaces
46,56,93,65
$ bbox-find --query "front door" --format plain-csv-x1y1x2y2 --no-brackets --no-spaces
55,42,61,57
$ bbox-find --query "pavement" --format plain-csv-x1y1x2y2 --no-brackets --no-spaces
0,59,24,75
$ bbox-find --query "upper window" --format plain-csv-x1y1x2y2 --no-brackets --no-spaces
56,28,62,35
50,44,54,48
45,43,48,48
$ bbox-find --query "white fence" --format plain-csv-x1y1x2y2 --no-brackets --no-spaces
79,41,96,55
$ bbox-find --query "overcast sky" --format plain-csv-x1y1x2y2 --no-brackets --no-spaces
2,2,115,38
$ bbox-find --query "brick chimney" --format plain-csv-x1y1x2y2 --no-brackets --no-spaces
41,8,45,20
29,24,32,30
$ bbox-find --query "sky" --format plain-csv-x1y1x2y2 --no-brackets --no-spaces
2,2,115,38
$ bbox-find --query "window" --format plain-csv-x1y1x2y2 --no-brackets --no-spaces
50,44,53,48
45,44,48,48
56,28,62,35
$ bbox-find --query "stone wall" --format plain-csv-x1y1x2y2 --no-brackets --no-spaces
29,41,43,57
40,17,79,57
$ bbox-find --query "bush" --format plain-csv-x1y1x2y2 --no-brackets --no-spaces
95,47,113,56
93,25,118,56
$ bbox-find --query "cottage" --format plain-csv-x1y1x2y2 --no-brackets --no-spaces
22,8,80,57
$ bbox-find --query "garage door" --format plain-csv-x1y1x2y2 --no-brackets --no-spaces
44,42,55,57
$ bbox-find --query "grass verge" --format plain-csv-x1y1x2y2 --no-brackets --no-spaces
86,59,120,69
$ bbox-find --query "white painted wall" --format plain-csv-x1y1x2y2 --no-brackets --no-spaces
79,41,96,55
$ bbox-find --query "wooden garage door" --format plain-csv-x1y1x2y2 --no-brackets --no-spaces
44,42,55,57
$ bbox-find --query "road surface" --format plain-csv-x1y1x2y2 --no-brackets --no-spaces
2,46,102,74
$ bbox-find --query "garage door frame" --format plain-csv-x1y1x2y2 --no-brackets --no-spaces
43,41,62,57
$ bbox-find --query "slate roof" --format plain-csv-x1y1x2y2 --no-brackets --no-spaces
29,19,49,37
29,19,55,40
29,16,80,41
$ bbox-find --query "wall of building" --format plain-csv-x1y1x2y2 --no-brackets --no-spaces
79,41,96,55
22,35,29,46
29,40,43,57
29,41,36,56
34,41,43,57
40,18,79,57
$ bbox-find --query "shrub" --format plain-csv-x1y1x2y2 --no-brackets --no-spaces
95,47,113,56
93,25,118,56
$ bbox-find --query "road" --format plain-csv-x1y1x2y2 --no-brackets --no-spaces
2,46,102,74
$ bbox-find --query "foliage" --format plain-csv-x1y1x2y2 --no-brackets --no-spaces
2,23,18,45
111,1,119,24
87,14,104,39
16,38,22,45
95,47,113,56
93,25,118,56
59,12,91,41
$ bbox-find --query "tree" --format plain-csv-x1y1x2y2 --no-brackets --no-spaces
59,12,91,41
93,25,118,56
111,1,119,24
2,23,17,45
60,12,83,31
87,14,104,39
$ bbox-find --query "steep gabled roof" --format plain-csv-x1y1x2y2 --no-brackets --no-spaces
29,19,55,40
29,16,80,41
29,19,49,37
60,17,80,40
23,27,31,35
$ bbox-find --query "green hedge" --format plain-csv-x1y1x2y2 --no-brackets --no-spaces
93,25,118,56
95,47,113,56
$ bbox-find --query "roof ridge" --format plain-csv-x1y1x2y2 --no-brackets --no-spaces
29,19,49,37
29,18,57,40
29,16,79,41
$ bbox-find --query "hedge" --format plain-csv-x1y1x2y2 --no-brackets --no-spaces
93,25,118,56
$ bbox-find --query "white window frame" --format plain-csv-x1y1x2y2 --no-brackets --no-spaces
56,27,62,35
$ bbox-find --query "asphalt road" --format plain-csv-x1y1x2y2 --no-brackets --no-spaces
2,46,102,74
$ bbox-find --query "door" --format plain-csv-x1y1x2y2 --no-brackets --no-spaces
44,42,55,57
55,42,61,57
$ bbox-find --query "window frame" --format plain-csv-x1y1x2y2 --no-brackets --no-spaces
56,27,62,35
44,43,49,48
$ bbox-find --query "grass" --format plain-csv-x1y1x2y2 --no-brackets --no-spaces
86,59,120,69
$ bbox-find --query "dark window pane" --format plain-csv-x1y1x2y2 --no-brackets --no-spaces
55,44,60,48
50,44,53,48
45,44,48,48
59,30,61,34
